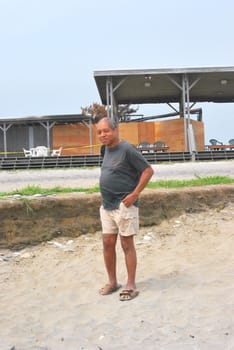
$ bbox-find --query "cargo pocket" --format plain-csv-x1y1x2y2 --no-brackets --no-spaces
119,202,135,219
118,202,138,236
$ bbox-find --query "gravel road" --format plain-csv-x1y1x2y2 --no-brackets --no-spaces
0,160,233,192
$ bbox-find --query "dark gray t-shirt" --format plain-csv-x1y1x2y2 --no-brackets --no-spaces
100,140,150,210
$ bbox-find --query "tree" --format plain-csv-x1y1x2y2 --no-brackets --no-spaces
81,103,138,123
81,103,107,122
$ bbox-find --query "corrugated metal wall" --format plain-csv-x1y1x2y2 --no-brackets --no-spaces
0,124,52,157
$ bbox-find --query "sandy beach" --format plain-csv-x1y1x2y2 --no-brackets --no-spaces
0,161,234,349
0,200,233,349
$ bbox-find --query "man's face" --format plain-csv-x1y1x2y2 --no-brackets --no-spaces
97,120,118,147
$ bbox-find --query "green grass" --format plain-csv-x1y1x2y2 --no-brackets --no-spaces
147,175,234,189
0,176,233,199
0,184,100,198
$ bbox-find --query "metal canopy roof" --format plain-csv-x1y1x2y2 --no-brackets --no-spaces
94,66,234,105
0,114,91,125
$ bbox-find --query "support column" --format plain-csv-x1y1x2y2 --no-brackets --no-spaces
167,74,200,154
39,121,55,148
0,123,12,158
167,75,187,151
106,77,117,124
28,126,34,148
83,119,93,154
181,75,188,152
105,76,127,127
182,74,200,154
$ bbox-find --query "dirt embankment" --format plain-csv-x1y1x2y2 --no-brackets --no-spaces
0,184,234,249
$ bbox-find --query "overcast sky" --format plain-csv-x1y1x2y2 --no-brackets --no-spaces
0,0,233,144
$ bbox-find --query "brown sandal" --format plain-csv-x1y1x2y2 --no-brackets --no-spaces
119,289,139,301
99,284,121,295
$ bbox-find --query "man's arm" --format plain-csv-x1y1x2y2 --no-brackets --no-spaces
122,166,154,207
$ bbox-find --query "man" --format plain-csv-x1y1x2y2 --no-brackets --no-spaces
97,117,154,301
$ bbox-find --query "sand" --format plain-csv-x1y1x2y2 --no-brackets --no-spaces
0,202,233,350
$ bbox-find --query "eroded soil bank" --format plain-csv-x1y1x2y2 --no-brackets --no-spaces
0,184,234,249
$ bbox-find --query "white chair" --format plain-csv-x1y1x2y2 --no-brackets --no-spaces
29,147,38,157
51,147,62,157
34,146,49,157
23,148,32,157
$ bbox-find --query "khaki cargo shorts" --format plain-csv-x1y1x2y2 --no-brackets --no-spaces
100,202,139,236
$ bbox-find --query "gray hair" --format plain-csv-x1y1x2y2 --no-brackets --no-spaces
98,117,118,130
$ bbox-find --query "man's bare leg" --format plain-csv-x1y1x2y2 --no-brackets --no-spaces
119,235,139,300
120,235,137,290
99,234,119,295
